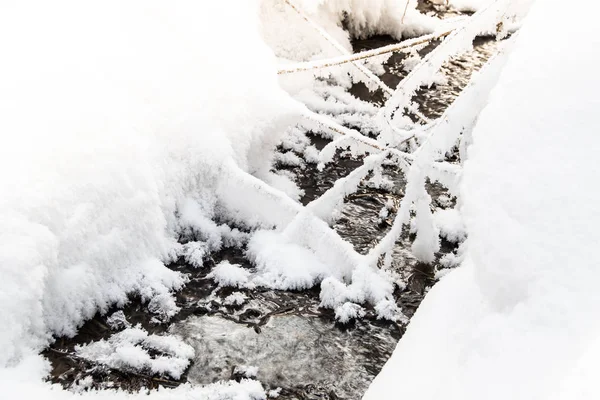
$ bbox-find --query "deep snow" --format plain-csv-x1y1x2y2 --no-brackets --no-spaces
0,1,299,398
2,0,591,399
363,0,600,399
0,0,443,398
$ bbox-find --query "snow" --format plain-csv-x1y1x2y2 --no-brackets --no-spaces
449,0,534,33
263,0,443,167
247,229,330,290
223,292,248,307
334,302,366,324
261,0,437,63
379,0,514,141
233,365,260,379
0,0,565,397
320,277,353,308
208,261,253,289
0,0,298,398
106,311,132,331
450,0,532,16
449,0,488,12
374,299,407,323
317,265,399,320
75,326,194,380
1,357,266,400
363,0,600,399
550,335,600,400
432,208,466,243
0,0,297,354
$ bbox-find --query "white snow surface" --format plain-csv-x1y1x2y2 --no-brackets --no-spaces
0,0,302,398
363,0,600,399
223,292,248,306
448,0,517,12
2,356,266,400
432,208,466,243
208,261,253,289
1,0,578,398
75,326,195,380
334,302,366,324
261,0,437,62
1,0,440,396
234,365,260,379
449,0,488,12
449,0,533,32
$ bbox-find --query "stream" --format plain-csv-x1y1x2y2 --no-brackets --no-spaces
43,8,503,400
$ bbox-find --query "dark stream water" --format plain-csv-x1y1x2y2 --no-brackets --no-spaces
43,11,502,400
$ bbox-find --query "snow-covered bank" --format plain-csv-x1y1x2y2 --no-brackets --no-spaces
0,0,447,397
0,0,560,398
0,1,300,398
363,0,600,399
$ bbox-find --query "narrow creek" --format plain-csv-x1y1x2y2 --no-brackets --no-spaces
44,12,503,400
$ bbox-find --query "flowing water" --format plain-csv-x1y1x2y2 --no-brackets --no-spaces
44,13,503,400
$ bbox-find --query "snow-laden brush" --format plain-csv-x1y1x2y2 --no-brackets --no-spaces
241,0,519,320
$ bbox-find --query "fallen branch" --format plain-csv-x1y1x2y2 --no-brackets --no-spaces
277,28,455,75
379,0,511,134
301,108,459,176
282,0,393,95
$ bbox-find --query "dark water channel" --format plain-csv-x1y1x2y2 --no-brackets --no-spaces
43,16,502,400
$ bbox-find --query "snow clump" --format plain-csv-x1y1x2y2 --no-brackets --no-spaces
75,326,194,380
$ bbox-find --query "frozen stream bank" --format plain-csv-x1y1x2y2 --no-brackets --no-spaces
44,31,503,400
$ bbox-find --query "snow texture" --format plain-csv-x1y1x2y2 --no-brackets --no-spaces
233,365,259,379
208,261,253,289
223,292,248,307
0,0,298,398
364,0,600,399
1,0,441,395
334,302,366,324
449,0,488,12
433,208,466,243
106,311,131,331
0,0,548,398
261,0,437,62
75,326,194,380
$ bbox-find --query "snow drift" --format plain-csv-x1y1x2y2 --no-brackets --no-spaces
363,0,600,399
0,0,575,398
0,0,300,398
0,0,443,397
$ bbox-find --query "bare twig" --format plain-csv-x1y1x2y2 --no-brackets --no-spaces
277,29,454,75
401,0,410,24
282,0,394,96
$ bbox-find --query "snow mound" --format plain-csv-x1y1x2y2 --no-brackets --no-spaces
208,261,252,289
233,365,260,379
75,326,194,380
0,0,535,398
224,292,248,307
364,0,600,399
0,0,298,364
334,302,366,324
106,311,132,331
433,208,466,243
0,0,296,398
